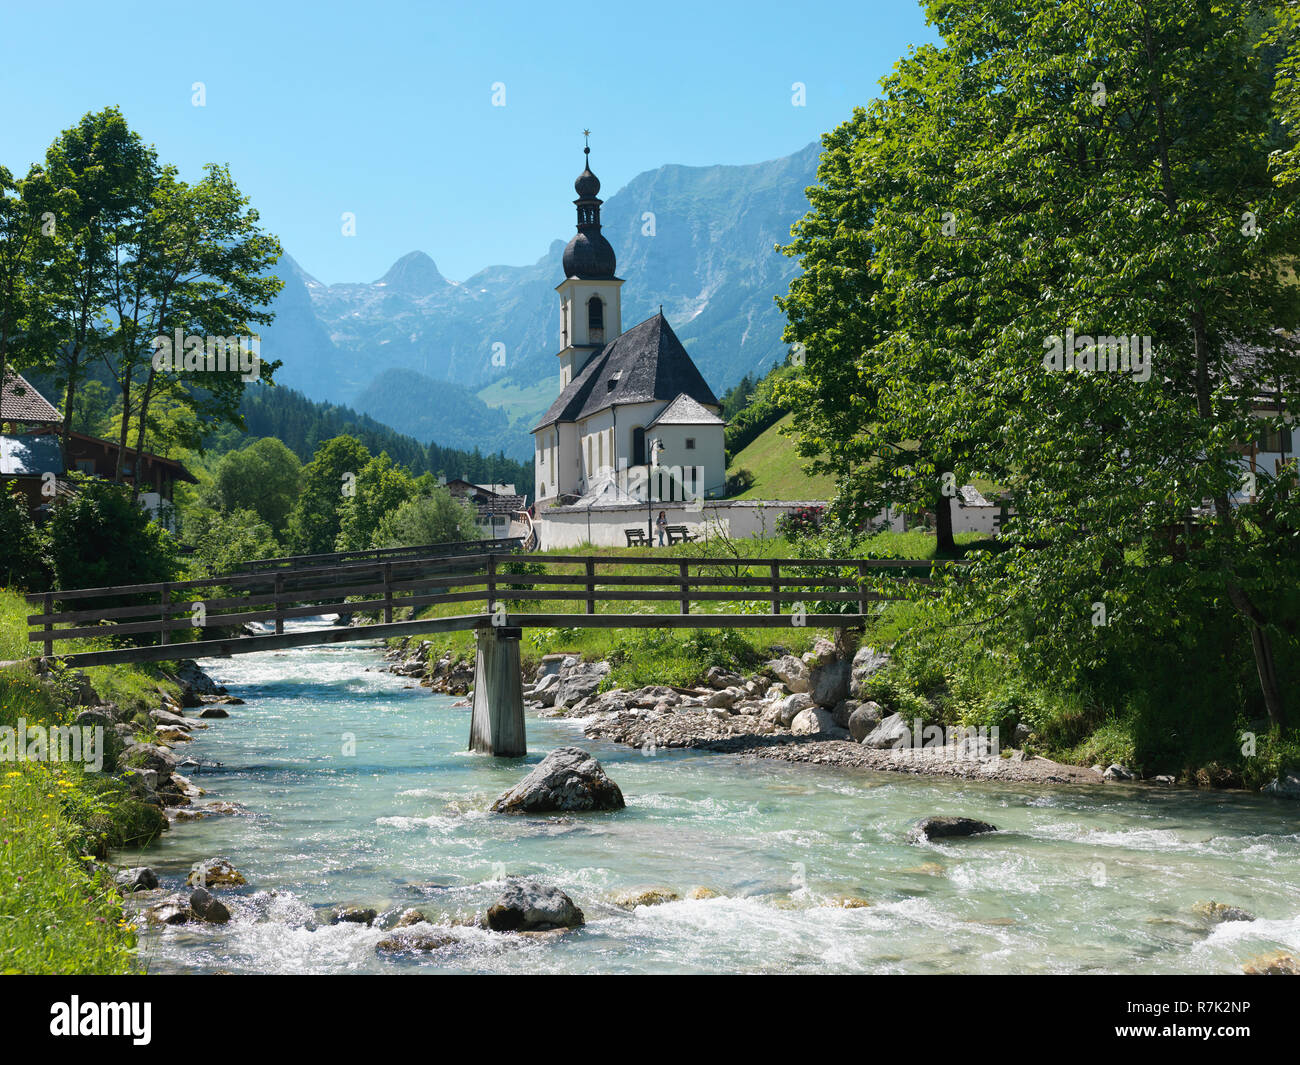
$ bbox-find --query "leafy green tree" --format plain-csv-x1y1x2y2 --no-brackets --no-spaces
285,435,371,555
784,0,1300,725
334,452,418,551
0,487,49,589
211,437,301,535
47,475,178,592
183,506,279,578
372,488,480,549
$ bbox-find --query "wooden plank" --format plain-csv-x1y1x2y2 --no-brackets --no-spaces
770,562,780,616
585,559,595,615
680,560,689,614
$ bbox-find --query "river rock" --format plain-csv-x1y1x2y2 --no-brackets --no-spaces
115,866,158,892
72,707,113,730
1242,951,1300,975
705,688,740,710
848,702,885,742
849,645,889,699
768,655,810,694
1261,771,1300,798
332,906,378,925
395,908,429,928
907,816,998,843
1103,764,1135,781
791,706,836,736
687,887,720,900
199,706,230,719
776,692,814,727
485,878,584,931
861,712,910,749
123,742,178,775
809,659,851,708
187,857,247,888
611,887,679,909
377,929,457,953
553,663,611,710
1191,900,1255,924
705,666,743,690
490,746,625,813
190,887,231,924
531,673,560,706
147,894,191,925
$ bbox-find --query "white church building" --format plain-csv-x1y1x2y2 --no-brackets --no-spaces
532,145,727,507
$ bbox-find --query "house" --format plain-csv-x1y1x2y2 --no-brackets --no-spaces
0,369,196,526
531,144,726,507
445,478,526,539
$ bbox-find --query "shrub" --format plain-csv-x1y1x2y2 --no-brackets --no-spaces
47,475,178,593
0,486,49,590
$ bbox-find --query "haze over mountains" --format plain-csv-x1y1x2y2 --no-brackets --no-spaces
261,141,821,461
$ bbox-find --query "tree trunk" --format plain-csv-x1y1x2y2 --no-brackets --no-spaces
935,488,956,555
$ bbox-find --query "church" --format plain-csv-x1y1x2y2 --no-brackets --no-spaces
532,144,726,507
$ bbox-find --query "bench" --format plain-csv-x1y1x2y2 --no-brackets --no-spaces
666,525,698,545
624,528,650,547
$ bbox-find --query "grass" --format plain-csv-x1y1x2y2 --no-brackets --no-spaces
0,585,174,974
726,413,837,500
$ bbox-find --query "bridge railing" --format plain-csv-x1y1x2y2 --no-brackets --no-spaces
230,537,521,574
25,553,955,663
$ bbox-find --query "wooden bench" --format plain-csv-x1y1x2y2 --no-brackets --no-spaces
624,528,650,547
666,525,698,545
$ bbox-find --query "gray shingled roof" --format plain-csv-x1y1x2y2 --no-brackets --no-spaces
533,313,721,431
646,393,724,428
0,433,65,476
1,370,62,424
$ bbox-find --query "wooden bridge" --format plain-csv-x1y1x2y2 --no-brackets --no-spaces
26,541,942,757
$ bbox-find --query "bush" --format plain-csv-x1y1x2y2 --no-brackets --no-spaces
47,475,179,592
0,486,49,590
775,505,825,540
372,489,479,548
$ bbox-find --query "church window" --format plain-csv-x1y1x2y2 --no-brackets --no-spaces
631,427,646,466
685,438,696,450
588,296,604,344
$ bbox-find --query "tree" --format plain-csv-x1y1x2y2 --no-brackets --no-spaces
334,452,418,552
211,437,301,536
285,435,371,555
47,475,178,592
373,489,479,549
0,487,48,589
784,0,1300,725
183,506,279,578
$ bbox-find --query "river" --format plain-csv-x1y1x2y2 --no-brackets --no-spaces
119,622,1300,974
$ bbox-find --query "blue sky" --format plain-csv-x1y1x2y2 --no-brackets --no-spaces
0,0,935,284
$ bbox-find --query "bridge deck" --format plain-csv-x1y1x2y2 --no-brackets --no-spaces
26,548,948,667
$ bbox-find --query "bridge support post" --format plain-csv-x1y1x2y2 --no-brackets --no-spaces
468,626,526,757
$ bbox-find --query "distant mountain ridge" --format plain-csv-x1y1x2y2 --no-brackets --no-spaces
259,141,821,459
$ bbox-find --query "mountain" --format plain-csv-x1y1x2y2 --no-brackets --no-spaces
259,141,822,459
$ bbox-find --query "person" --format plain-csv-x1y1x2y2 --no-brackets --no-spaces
656,510,668,547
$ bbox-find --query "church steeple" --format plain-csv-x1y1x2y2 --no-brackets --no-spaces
554,133,624,389
563,133,617,279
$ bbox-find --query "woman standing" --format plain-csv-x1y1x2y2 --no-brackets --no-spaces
656,510,668,547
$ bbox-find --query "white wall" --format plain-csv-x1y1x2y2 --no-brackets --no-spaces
533,500,817,549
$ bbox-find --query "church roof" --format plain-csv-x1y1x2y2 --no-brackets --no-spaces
647,393,725,428
1,370,62,424
533,312,721,431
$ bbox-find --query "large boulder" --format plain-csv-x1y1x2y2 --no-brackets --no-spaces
187,857,247,888
849,646,889,700
490,746,625,814
553,662,611,710
530,673,560,706
861,712,911,749
848,702,885,742
146,894,191,925
1261,771,1300,798
123,743,178,776
790,706,836,736
907,816,998,843
115,866,158,893
770,692,809,728
189,887,231,924
485,878,584,931
767,655,810,694
809,659,851,708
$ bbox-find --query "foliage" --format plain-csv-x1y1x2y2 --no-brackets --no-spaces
0,486,49,590
724,362,798,459
285,435,371,555
183,506,280,577
371,484,479,549
208,436,301,535
46,475,178,592
774,505,825,540
335,453,420,552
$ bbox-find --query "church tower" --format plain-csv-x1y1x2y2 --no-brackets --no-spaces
555,136,623,388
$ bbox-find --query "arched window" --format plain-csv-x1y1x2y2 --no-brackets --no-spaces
631,426,646,466
587,296,604,344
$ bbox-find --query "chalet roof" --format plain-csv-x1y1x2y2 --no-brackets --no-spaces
1,370,62,424
646,393,725,428
533,313,721,431
0,433,65,476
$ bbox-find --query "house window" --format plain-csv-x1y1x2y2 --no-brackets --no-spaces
588,296,604,344
631,427,646,466
586,435,593,475
1255,421,1293,453
685,438,696,450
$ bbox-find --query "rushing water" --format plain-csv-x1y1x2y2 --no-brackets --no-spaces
119,621,1300,974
